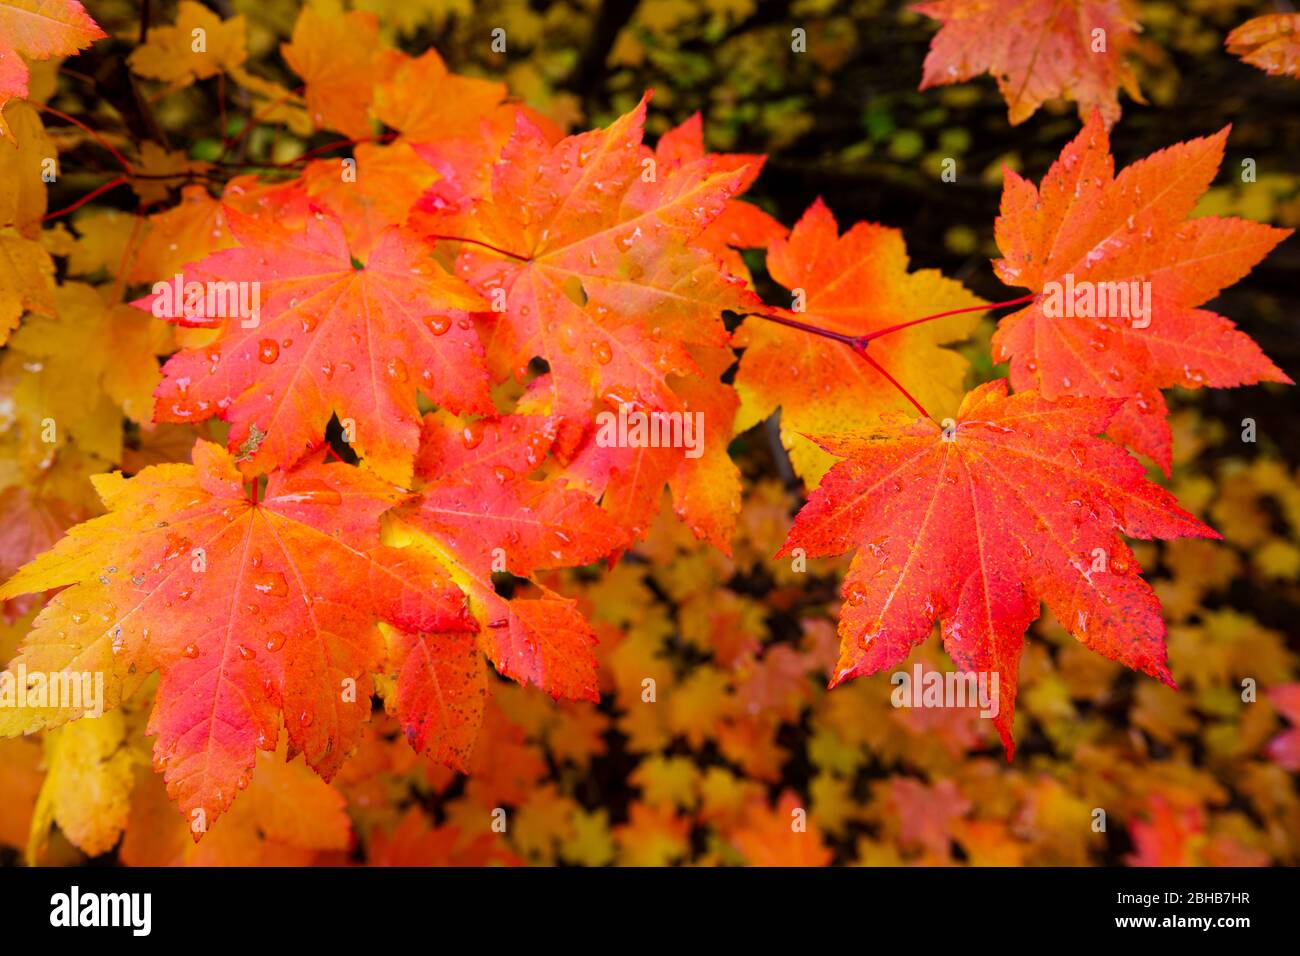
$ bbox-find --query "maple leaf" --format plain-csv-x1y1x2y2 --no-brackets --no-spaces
777,380,1218,754
1265,683,1300,771
0,231,54,345
121,737,351,866
0,0,105,142
630,753,698,810
372,48,507,142
412,93,759,426
915,0,1143,126
990,111,1292,472
281,7,388,138
394,413,624,703
650,112,787,281
613,802,691,866
734,198,984,483
27,710,135,861
0,101,54,230
560,807,617,866
1226,14,1300,79
879,777,970,861
559,343,743,551
141,204,494,485
731,789,833,866
127,1,248,88
2,282,150,466
0,440,475,830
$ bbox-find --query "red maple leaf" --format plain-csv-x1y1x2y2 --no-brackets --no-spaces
0,0,105,142
139,203,494,485
396,413,625,703
778,379,1217,753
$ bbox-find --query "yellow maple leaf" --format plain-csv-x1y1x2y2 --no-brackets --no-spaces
630,754,699,810
559,807,616,866
0,231,54,345
0,102,53,233
65,208,138,277
128,1,248,87
0,734,42,851
27,710,138,861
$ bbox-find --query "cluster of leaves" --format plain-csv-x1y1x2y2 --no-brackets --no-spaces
5,434,1298,865
0,0,1296,865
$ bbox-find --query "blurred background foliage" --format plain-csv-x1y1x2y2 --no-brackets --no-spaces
3,0,1298,866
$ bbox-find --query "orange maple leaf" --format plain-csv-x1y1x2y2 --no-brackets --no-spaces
280,7,386,138
0,441,475,830
990,111,1292,472
915,0,1143,126
372,48,508,142
1226,14,1300,79
412,93,759,426
734,198,985,482
730,789,833,866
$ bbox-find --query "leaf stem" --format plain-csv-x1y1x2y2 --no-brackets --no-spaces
426,234,532,262
41,176,129,221
853,293,1037,347
743,308,860,347
740,293,1040,422
856,348,934,421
